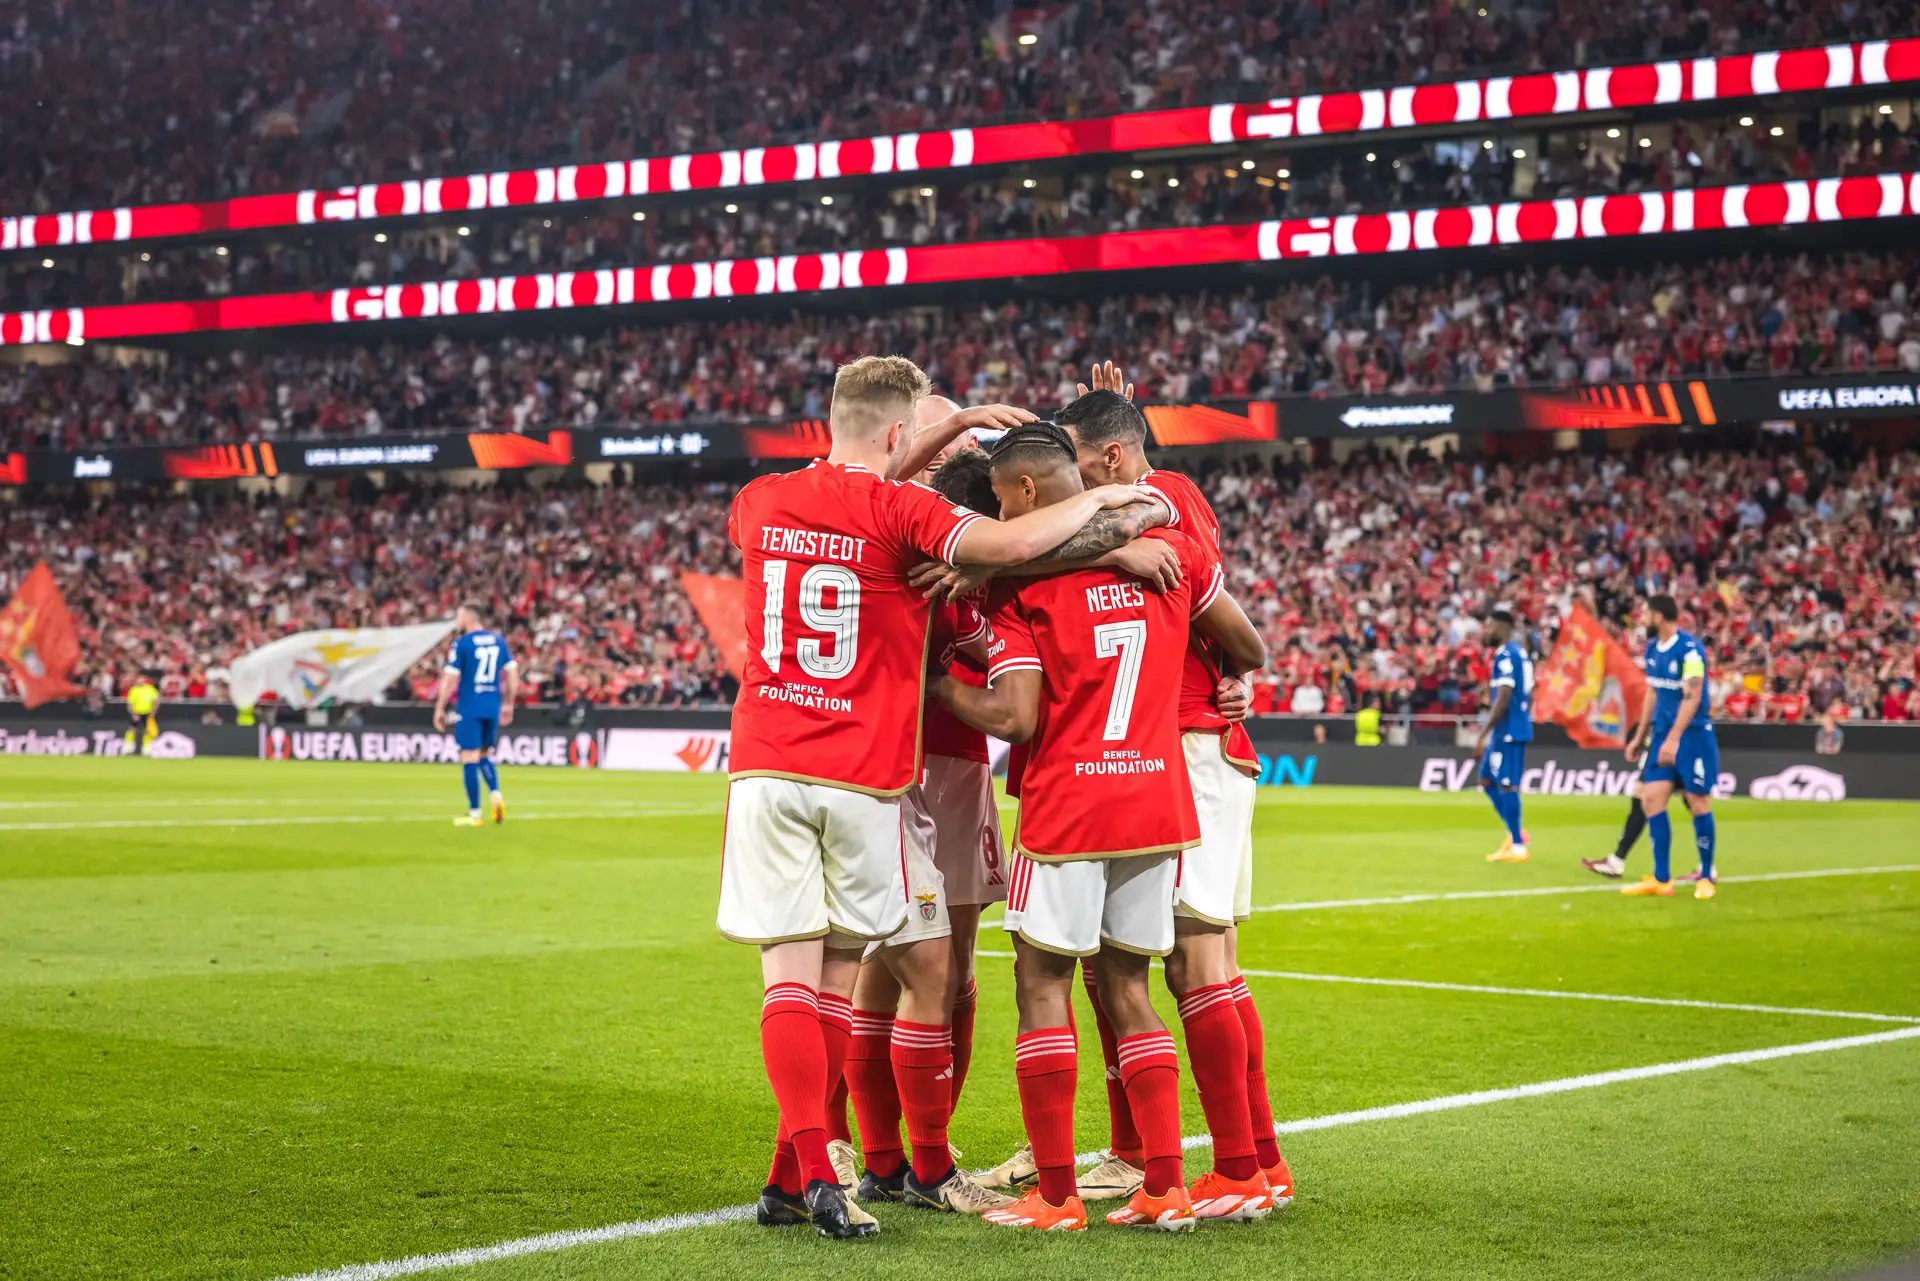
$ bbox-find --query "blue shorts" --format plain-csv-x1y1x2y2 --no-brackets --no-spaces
1642,726,1719,795
1479,741,1526,789
453,714,499,752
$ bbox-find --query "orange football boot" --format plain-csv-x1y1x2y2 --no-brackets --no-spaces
982,1189,1088,1232
1261,1155,1295,1208
1187,1170,1272,1222
1105,1184,1197,1232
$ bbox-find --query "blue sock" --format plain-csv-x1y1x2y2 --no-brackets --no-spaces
1693,811,1716,880
1648,811,1672,883
1481,783,1503,834
478,758,499,793
462,762,481,811
1501,790,1524,844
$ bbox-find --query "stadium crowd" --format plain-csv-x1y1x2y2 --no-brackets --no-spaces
2,0,1913,216
7,247,1920,454
1,440,1916,722
10,103,1919,314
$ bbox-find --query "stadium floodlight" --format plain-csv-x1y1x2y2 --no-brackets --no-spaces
1241,159,1255,169
1770,125,1784,136
1130,169,1144,179
1018,32,1037,45
1512,148,1526,158
373,233,387,243
1738,117,1753,127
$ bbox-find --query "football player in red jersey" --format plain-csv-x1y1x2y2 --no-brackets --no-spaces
931,424,1268,1233
1051,373,1295,1216
724,357,1150,1238
837,400,1181,1213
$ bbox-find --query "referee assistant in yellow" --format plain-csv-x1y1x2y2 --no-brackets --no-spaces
126,672,160,757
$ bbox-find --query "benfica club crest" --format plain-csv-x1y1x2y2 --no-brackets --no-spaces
914,890,939,923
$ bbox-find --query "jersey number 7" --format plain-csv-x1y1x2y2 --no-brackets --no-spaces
1093,620,1146,740
762,560,861,680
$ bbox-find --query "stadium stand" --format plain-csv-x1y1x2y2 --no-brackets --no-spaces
8,103,1918,313
2,443,1914,720
5,246,1919,452
6,0,1913,217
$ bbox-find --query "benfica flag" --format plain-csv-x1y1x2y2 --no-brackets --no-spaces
0,563,86,708
680,573,749,681
1532,604,1648,749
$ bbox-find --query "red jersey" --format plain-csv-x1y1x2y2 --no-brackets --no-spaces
1133,467,1259,771
729,460,986,795
923,598,991,764
984,527,1219,861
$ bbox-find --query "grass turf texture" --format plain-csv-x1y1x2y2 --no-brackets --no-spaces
0,757,1914,1280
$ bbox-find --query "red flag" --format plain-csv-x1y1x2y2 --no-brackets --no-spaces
1532,604,1648,749
0,562,86,708
680,573,748,682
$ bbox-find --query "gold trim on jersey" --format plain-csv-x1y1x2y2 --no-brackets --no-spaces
1012,835,1200,864
726,768,915,799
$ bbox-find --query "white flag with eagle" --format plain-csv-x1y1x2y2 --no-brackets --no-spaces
228,621,456,710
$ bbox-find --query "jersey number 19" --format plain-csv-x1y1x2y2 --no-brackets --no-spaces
762,560,861,680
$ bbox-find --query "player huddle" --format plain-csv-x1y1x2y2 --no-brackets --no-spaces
718,356,1292,1238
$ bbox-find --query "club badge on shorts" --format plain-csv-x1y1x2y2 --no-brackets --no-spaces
915,889,939,922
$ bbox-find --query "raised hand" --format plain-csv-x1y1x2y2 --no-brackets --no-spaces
1075,359,1135,401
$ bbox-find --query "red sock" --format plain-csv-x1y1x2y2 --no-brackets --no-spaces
1015,1026,1079,1206
950,978,978,1109
760,983,833,1186
846,1009,904,1177
891,1019,955,1184
1117,1030,1183,1197
820,993,854,1146
1177,983,1259,1180
1231,977,1282,1169
1081,963,1143,1166
767,1125,801,1195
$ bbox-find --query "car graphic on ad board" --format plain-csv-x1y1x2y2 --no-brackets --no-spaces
1748,765,1846,802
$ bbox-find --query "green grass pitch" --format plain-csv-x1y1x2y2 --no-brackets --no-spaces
3,756,1918,1280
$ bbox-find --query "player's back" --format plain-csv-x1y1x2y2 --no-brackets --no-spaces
1492,640,1534,742
450,629,509,715
729,460,983,795
1133,467,1256,766
985,527,1219,860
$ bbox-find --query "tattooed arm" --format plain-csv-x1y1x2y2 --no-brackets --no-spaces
910,499,1176,600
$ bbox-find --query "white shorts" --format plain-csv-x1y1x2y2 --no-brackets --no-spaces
922,754,1009,908
717,776,907,946
1174,730,1258,925
877,781,951,951
1003,851,1178,957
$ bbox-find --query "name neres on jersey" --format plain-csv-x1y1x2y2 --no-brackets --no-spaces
1085,582,1146,613
759,525,868,563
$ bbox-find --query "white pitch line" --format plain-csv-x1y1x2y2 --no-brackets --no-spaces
1252,863,1920,913
276,1206,757,1281
276,1025,1920,1281
1269,1024,1920,1134
0,808,723,833
1233,967,1920,1024
970,952,1915,1025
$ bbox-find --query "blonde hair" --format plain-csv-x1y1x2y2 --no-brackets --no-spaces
830,355,931,441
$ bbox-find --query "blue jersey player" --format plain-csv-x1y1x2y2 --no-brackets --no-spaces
433,602,519,826
1621,594,1718,899
1474,610,1533,864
